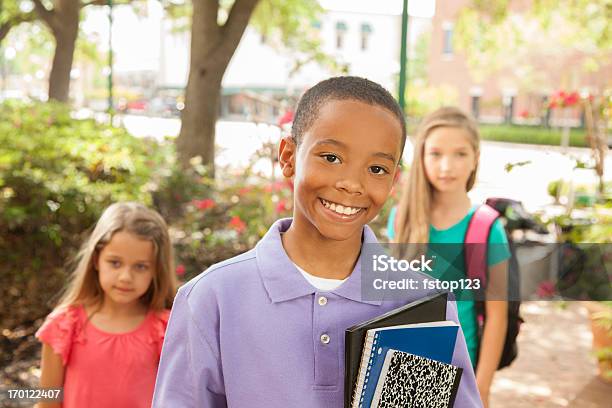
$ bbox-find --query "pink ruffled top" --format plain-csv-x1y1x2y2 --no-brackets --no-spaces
36,304,170,408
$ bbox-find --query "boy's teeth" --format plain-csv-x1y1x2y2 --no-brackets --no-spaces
322,199,361,216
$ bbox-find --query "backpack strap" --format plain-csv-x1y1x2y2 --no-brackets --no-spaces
464,204,500,290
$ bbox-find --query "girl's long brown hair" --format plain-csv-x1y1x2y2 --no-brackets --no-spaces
395,107,480,245
56,202,178,312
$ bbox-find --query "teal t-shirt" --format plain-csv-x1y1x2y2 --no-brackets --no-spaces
386,206,511,367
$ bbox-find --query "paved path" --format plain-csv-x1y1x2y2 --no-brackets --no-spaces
491,301,611,407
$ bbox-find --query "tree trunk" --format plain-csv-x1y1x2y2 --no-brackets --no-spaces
33,0,80,103
176,0,259,176
48,27,78,102
176,55,224,176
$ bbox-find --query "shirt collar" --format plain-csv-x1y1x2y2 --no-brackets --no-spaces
255,218,382,305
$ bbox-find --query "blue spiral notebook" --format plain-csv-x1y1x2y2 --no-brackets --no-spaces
352,321,459,408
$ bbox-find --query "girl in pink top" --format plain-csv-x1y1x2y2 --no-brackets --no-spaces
35,202,178,408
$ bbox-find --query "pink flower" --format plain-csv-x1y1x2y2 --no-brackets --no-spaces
536,280,556,299
238,187,252,195
228,216,247,233
275,199,288,213
176,264,186,276
194,198,215,211
265,180,292,193
563,92,579,107
519,109,529,118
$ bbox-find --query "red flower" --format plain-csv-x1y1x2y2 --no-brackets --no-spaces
519,109,529,118
176,264,186,276
278,110,294,127
275,199,288,213
536,280,556,299
549,90,580,109
228,216,247,233
194,198,215,211
238,187,252,195
563,92,579,107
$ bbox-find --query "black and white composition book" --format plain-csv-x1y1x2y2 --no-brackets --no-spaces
370,349,463,408
344,292,461,408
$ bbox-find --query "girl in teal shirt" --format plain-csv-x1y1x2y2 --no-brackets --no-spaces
389,107,509,408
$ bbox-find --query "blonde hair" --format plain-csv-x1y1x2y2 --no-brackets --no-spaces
395,107,480,245
56,202,177,311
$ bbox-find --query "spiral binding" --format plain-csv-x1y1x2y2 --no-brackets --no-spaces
351,331,380,408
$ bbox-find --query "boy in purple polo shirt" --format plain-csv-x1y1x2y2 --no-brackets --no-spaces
153,77,483,407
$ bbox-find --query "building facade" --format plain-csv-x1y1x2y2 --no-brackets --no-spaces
427,0,611,125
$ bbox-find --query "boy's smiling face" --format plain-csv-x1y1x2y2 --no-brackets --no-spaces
279,99,403,242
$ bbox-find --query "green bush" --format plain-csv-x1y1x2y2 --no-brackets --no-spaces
479,124,588,147
0,101,171,335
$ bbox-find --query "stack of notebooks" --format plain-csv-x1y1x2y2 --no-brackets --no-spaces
345,292,463,408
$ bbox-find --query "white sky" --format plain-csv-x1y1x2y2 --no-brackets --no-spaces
319,0,436,17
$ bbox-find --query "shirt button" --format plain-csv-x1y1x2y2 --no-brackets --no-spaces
320,333,331,344
318,296,328,306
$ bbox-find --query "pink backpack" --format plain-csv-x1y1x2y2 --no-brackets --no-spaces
465,202,522,369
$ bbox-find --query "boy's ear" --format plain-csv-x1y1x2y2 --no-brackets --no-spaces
278,136,297,178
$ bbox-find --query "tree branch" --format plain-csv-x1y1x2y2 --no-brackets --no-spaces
80,0,132,9
0,23,11,43
203,0,220,32
31,0,61,32
219,0,259,62
0,11,37,43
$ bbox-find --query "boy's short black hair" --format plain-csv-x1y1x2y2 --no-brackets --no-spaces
291,76,407,157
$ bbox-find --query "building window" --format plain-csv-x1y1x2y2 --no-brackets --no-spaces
336,21,347,49
442,22,453,55
360,23,372,51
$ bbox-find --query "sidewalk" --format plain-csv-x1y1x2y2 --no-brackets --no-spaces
491,301,611,407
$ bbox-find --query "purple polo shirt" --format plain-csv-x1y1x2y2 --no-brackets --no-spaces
153,218,482,407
